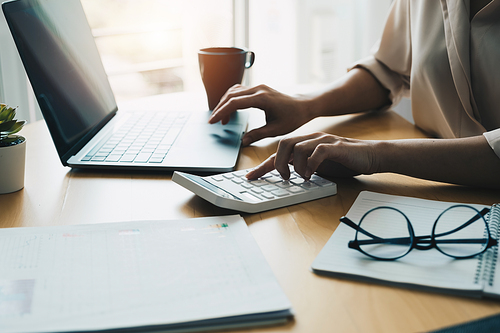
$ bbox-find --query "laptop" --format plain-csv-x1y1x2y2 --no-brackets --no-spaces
2,0,248,173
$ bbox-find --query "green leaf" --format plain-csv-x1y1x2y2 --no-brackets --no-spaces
6,107,16,122
5,121,25,135
0,108,11,122
0,120,16,131
0,106,16,122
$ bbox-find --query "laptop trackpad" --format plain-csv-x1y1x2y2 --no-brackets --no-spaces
163,123,244,168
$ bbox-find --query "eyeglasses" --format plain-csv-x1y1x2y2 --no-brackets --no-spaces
340,205,498,260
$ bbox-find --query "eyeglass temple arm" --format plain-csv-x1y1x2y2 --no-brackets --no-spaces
340,216,384,240
355,237,497,246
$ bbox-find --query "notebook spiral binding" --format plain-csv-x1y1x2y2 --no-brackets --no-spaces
474,204,500,286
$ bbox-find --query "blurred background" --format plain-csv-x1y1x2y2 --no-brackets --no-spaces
0,0,397,124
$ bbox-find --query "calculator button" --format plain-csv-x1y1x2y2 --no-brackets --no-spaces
301,182,319,189
233,170,247,177
232,178,244,184
262,185,279,192
251,188,264,194
291,178,305,185
248,180,268,186
276,181,293,188
241,182,253,189
211,175,224,181
313,179,334,187
240,191,262,202
265,176,283,183
310,175,332,185
261,193,275,199
288,186,305,193
223,173,234,179
271,189,290,197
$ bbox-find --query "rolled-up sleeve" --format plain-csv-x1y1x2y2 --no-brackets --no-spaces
483,128,500,160
349,0,412,110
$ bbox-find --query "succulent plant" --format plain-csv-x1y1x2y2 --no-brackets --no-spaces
0,103,25,147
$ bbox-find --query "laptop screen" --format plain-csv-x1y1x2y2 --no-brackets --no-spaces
2,0,117,161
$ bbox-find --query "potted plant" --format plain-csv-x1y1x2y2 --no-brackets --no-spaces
0,103,26,194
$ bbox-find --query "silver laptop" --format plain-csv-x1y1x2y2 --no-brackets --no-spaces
2,0,248,173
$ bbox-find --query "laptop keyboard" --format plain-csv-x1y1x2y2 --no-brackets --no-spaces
81,111,189,163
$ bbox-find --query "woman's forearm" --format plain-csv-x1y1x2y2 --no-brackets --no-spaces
303,68,392,119
375,135,500,188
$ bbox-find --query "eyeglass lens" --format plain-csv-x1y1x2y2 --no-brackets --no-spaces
433,205,489,258
357,207,412,259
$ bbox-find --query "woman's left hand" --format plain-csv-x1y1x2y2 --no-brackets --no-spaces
246,132,379,180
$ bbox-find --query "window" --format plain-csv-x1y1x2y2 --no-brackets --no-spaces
81,0,235,102
0,0,392,123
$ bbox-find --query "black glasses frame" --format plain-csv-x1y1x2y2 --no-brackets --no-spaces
340,205,498,261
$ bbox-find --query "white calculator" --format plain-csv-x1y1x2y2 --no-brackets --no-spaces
172,167,337,213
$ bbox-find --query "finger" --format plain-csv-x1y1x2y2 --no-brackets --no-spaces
246,154,276,179
217,83,255,108
212,85,244,115
275,133,323,179
218,84,245,102
306,142,346,178
221,115,231,125
209,86,264,124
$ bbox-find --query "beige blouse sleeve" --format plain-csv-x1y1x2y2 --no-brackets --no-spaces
484,129,500,160
350,0,412,110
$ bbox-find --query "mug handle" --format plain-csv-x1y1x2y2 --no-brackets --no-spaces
245,51,255,69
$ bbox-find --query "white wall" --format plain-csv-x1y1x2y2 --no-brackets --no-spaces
249,0,392,87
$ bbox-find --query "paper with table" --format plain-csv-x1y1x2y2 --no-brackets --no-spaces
0,215,292,332
311,191,500,298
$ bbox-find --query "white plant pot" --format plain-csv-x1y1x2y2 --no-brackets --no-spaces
0,139,26,194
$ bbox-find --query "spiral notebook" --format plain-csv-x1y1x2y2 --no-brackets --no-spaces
311,191,500,299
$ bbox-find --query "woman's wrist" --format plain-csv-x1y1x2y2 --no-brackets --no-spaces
295,91,339,120
371,140,394,174
297,94,323,121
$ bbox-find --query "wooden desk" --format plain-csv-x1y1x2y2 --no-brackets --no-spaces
2,93,500,332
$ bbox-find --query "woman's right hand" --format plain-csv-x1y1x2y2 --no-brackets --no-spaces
208,84,314,146
245,132,377,181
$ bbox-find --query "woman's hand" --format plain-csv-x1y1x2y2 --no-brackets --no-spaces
246,132,379,180
246,133,500,189
208,84,314,146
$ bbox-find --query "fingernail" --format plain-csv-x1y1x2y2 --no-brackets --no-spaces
305,168,312,179
242,137,250,146
246,171,256,179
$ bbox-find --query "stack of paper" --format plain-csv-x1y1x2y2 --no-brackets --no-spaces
0,215,292,332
